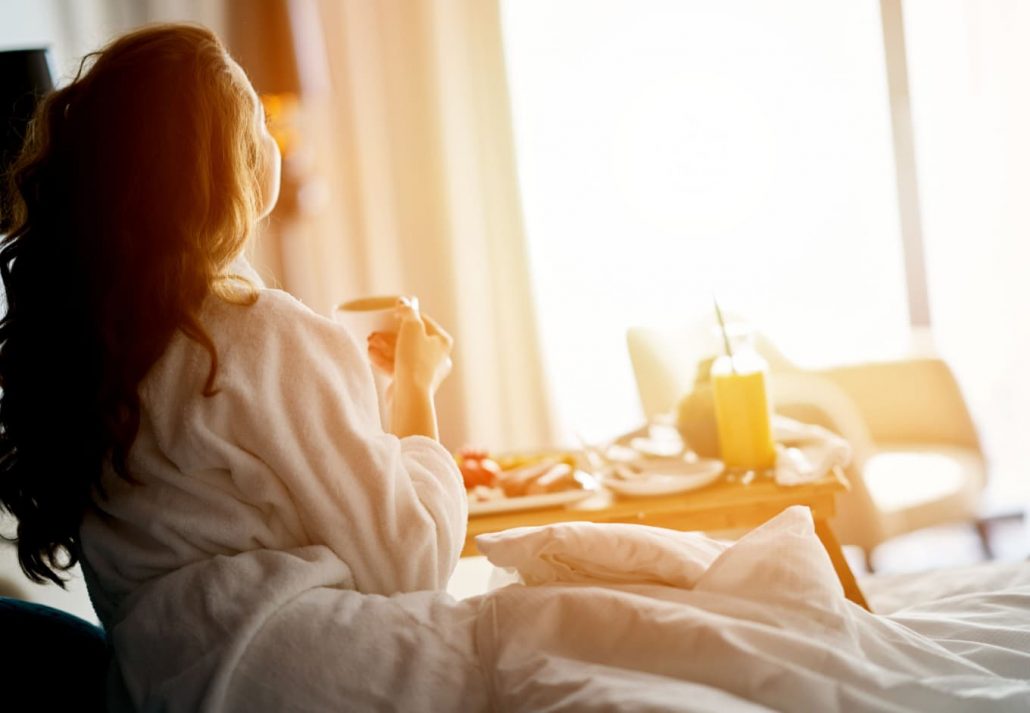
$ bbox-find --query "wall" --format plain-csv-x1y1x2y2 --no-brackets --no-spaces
0,0,109,81
0,0,95,621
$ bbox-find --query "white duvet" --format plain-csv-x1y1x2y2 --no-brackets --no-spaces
121,506,1027,712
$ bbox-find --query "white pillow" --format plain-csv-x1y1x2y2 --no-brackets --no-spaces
694,505,844,610
475,520,728,588
475,505,843,610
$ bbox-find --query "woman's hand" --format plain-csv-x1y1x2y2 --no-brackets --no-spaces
368,298,453,440
368,298,453,393
367,331,397,375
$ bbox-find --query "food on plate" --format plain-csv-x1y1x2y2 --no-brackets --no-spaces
467,484,505,503
456,447,584,502
524,462,575,495
455,446,502,489
495,458,556,496
493,451,577,471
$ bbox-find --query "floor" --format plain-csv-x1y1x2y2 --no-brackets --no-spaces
864,509,1030,575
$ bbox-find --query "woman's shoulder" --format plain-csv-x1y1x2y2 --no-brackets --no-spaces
151,286,366,399
204,287,347,348
207,286,312,326
207,287,367,377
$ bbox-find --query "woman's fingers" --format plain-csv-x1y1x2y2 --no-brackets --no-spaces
369,351,394,375
420,312,453,350
397,313,453,370
368,331,397,374
368,333,397,360
394,296,422,326
368,331,397,351
396,312,426,344
389,296,451,349
370,297,455,391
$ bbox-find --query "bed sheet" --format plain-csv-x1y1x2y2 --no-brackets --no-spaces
862,559,1030,614
472,510,1030,712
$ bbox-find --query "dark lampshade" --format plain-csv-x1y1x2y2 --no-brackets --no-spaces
0,48,54,183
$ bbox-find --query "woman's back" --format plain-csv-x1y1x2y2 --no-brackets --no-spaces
81,286,464,614
78,286,468,709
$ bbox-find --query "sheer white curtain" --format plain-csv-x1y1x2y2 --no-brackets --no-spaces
296,0,556,450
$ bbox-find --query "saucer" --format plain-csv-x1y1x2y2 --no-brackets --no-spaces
603,459,724,497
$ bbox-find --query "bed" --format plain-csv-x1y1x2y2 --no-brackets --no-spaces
152,506,1025,713
5,508,1029,711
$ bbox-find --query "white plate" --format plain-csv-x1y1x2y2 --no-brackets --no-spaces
467,471,600,516
603,459,725,497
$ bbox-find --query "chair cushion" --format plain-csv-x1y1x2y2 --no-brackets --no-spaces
863,445,985,534
0,596,108,712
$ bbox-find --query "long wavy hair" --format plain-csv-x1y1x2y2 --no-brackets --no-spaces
0,24,265,585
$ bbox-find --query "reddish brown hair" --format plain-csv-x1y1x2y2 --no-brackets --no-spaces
0,24,263,585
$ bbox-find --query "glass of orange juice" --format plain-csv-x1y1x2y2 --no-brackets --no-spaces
710,329,776,472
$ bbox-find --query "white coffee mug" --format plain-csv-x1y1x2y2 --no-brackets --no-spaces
333,295,419,427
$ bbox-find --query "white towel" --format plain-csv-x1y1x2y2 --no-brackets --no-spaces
773,415,852,485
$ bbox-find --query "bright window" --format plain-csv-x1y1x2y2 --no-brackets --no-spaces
502,0,910,442
903,0,1030,501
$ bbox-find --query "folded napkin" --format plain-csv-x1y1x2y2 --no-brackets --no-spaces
772,416,851,486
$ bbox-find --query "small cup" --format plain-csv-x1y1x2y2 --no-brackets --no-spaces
333,295,419,427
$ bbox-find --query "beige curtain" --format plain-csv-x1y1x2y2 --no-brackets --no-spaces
261,0,557,451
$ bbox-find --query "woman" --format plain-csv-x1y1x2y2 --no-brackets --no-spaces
0,23,473,710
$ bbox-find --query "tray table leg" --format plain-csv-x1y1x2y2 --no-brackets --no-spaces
814,518,871,611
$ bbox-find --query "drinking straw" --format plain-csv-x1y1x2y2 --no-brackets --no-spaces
712,296,737,374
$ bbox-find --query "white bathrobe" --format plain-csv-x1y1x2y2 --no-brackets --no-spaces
79,287,473,711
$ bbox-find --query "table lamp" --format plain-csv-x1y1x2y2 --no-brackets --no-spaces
226,0,304,216
1,48,54,226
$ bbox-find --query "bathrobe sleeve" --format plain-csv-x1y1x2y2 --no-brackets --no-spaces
197,290,467,595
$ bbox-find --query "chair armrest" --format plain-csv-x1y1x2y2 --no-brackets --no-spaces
812,358,982,450
769,371,877,467
626,327,698,420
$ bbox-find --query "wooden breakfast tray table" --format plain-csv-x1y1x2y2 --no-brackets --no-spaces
462,466,869,610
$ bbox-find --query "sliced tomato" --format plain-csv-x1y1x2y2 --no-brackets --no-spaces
460,460,496,489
